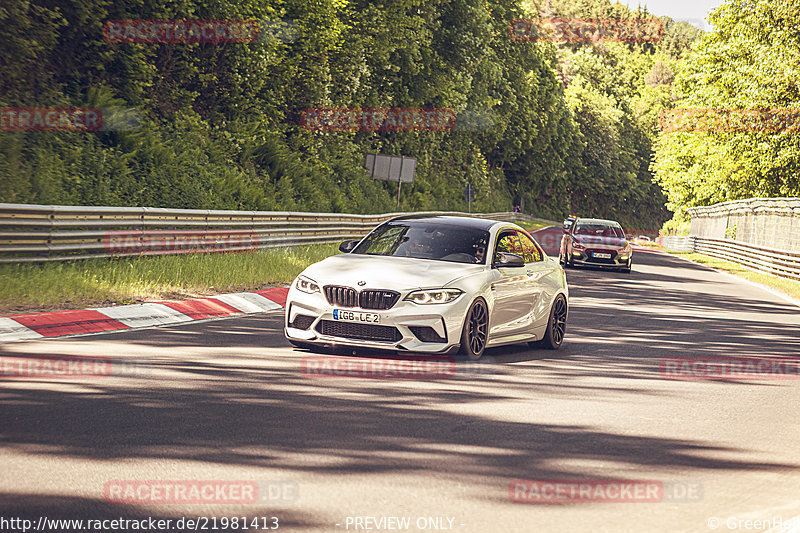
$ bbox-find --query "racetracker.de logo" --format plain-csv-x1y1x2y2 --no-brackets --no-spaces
509,17,664,44
104,480,298,504
302,355,456,379
659,108,800,133
1,108,103,132
103,230,259,256
301,108,457,132
661,357,800,380
510,479,663,503
103,20,259,43
1,356,112,378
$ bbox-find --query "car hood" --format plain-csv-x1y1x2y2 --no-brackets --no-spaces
300,254,485,291
573,235,628,249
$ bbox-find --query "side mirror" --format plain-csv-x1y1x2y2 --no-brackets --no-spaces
493,252,525,268
339,240,359,253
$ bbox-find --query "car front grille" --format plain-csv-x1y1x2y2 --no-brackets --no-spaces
316,320,402,343
359,290,400,310
323,285,400,310
585,249,618,264
324,285,358,307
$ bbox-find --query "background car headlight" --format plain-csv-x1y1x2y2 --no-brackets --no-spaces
572,240,585,250
296,275,320,294
404,288,463,304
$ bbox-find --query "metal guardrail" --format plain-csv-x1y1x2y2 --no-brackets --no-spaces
0,203,554,263
657,235,695,252
687,197,800,252
658,235,800,282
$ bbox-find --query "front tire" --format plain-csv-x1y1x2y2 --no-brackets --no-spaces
621,259,632,273
533,295,567,350
460,298,489,360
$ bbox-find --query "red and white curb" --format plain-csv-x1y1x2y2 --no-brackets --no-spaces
0,287,288,343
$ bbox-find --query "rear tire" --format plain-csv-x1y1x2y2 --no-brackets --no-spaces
532,295,567,350
460,298,489,361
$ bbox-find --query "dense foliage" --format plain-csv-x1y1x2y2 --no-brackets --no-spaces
654,0,800,232
0,0,700,228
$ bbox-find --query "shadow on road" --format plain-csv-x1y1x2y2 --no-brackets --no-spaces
2,249,799,523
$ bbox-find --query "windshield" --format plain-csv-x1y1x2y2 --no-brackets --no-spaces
574,223,625,239
352,222,490,264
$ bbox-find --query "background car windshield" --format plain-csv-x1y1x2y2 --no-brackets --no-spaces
353,222,490,264
574,223,624,238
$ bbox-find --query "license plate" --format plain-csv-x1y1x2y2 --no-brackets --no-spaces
592,252,612,259
332,309,380,323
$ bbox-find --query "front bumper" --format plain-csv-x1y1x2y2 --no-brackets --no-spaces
570,248,631,268
284,286,470,353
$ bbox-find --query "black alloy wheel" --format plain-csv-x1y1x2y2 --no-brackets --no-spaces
532,295,567,350
460,298,489,360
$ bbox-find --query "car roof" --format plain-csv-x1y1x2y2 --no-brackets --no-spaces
574,218,622,227
386,214,498,231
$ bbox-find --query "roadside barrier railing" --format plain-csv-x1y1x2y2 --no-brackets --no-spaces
0,203,554,263
658,235,800,282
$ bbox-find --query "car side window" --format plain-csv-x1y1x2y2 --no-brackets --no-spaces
494,230,519,263
518,232,543,263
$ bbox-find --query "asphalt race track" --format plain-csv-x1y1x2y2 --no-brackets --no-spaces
2,247,800,533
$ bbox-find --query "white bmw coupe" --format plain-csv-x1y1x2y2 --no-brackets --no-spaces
284,215,568,359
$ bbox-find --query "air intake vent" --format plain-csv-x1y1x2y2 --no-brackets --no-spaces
316,320,402,343
408,326,446,343
290,314,315,330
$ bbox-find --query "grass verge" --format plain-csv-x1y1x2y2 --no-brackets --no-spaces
515,220,557,232
0,243,340,315
666,250,800,303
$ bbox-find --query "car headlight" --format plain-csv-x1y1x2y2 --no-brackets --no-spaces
295,275,320,294
404,288,463,305
572,240,585,250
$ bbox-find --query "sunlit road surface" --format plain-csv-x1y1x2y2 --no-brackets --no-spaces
2,248,800,533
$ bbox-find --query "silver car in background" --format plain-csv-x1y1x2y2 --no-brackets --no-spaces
284,215,568,360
